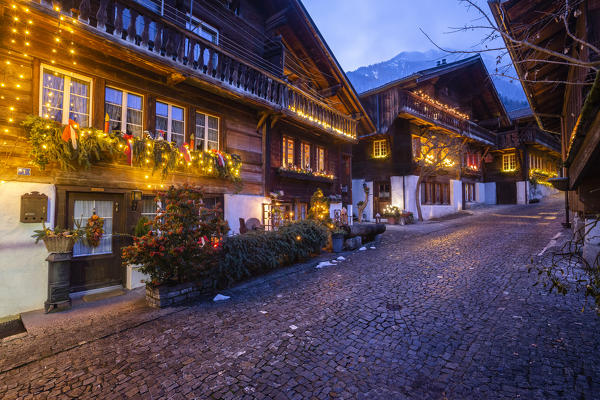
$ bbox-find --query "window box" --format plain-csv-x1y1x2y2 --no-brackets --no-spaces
277,166,335,183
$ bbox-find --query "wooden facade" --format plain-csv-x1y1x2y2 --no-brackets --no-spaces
490,0,600,214
0,0,372,296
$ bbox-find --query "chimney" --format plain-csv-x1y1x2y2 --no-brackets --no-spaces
442,59,447,64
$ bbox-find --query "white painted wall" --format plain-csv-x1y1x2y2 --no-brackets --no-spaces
224,194,269,234
476,183,486,203
516,181,527,204
484,182,497,205
0,182,56,317
390,176,405,209
126,264,148,289
401,176,463,220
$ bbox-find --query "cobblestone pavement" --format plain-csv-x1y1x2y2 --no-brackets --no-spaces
2,197,600,399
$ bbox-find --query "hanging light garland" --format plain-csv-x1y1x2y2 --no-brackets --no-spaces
413,90,470,120
278,165,335,180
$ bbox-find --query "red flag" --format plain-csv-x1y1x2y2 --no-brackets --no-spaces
181,143,192,163
122,134,133,165
61,119,78,149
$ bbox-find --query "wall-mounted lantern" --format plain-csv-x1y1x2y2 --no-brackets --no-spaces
130,190,143,211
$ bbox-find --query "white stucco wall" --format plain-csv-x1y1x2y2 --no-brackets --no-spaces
516,181,527,204
0,182,56,317
476,183,486,203
401,176,463,220
484,182,497,205
224,194,269,234
390,176,406,209
352,179,373,221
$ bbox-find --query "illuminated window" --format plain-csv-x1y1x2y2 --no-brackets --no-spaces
195,111,219,151
316,146,325,172
282,136,294,167
465,183,475,202
465,152,480,170
105,87,143,136
301,142,311,169
156,101,185,147
502,153,517,171
40,65,91,127
373,139,389,158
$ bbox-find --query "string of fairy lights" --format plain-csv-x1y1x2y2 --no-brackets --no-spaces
413,90,470,121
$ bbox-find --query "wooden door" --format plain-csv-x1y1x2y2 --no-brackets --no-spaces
67,193,126,293
496,182,517,204
374,181,391,216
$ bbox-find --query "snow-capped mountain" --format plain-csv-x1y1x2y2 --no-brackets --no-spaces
346,50,528,111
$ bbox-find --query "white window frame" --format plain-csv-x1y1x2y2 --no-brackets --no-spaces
194,111,220,151
503,153,516,171
39,64,93,127
155,100,185,145
104,86,144,135
374,139,389,158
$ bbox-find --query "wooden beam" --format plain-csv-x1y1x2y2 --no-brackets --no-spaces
318,84,341,98
166,72,186,86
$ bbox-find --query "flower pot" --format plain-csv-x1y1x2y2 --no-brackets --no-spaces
386,216,396,225
42,236,76,254
332,234,344,253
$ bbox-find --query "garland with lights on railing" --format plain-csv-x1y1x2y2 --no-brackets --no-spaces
22,115,242,182
529,168,558,187
278,165,335,181
412,90,470,120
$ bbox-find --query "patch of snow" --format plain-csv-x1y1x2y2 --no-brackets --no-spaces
213,294,230,302
316,261,335,269
337,256,346,261
359,247,367,251
259,310,268,314
289,325,298,330
370,246,376,249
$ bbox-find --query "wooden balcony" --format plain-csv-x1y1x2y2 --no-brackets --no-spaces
497,127,561,152
396,90,496,145
31,0,357,140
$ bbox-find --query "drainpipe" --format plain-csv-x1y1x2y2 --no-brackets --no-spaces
402,175,406,210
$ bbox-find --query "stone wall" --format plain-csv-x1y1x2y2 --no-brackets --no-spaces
145,279,214,308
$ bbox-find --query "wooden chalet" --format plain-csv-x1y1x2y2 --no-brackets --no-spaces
489,0,600,219
353,55,511,221
492,107,561,204
0,0,373,317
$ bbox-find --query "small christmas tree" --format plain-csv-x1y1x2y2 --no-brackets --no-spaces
122,184,228,285
308,188,331,225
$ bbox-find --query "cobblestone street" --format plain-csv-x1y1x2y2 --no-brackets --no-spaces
2,197,600,399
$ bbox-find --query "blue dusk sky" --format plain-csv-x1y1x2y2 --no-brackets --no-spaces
302,0,505,71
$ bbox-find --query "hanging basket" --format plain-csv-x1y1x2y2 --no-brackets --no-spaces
42,236,76,254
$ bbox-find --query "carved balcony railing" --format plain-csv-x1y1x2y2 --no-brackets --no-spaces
396,90,496,145
32,0,357,140
497,127,561,151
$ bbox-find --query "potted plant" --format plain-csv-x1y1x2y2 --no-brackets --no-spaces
382,205,401,225
331,228,346,253
398,210,414,225
32,222,83,253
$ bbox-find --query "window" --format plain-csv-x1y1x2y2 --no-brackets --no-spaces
282,136,294,167
378,183,391,199
195,112,219,151
104,87,143,136
296,202,308,220
186,16,219,44
465,152,480,170
502,153,517,171
73,200,113,256
373,139,389,158
316,146,326,172
421,181,450,205
140,196,159,221
156,101,185,147
40,65,91,127
301,142,311,169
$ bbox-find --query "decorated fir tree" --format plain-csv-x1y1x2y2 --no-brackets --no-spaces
308,188,331,225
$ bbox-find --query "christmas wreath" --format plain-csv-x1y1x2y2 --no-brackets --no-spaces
86,213,105,248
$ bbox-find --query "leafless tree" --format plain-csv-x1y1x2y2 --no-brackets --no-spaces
414,128,466,221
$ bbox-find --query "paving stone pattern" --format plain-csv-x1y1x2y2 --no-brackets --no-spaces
1,198,600,399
